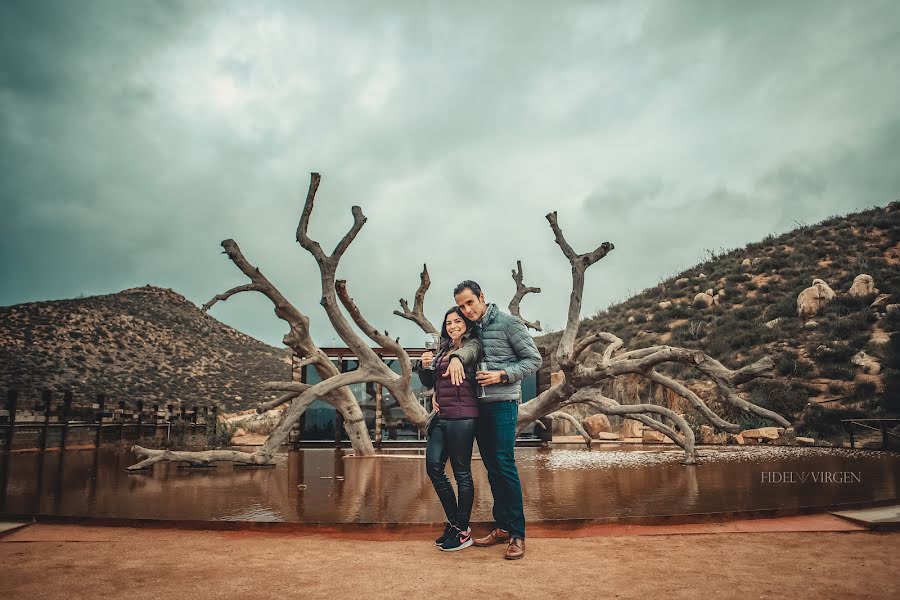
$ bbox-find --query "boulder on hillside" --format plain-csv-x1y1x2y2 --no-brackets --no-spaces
620,419,643,438
848,274,878,297
741,258,752,269
642,429,674,443
765,318,781,329
740,427,781,442
726,433,746,445
698,273,707,280
699,424,728,445
797,279,836,318
627,316,636,324
583,414,612,437
658,301,672,309
674,277,690,287
851,351,881,375
693,292,714,309
870,293,891,309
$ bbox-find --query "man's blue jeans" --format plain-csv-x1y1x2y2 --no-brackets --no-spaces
476,400,525,539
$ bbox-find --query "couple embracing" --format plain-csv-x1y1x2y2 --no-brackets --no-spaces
416,280,542,560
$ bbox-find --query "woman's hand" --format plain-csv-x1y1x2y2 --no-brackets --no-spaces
421,351,434,369
443,356,466,386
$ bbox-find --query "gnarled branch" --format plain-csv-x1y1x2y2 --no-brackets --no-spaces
394,264,438,335
201,283,261,313
546,211,614,367
509,260,542,331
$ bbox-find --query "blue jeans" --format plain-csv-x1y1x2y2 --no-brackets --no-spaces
426,417,477,529
476,401,525,539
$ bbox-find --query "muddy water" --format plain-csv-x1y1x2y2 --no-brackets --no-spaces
0,446,897,523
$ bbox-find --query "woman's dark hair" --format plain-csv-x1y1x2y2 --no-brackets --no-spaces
439,306,477,350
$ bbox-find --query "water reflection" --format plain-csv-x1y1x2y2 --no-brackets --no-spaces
0,447,896,523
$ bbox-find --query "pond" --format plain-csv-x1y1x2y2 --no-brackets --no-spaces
0,446,897,524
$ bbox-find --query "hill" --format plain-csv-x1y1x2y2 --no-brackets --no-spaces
536,202,900,443
0,285,291,412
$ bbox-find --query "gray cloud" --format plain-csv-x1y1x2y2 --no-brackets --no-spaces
1,0,899,347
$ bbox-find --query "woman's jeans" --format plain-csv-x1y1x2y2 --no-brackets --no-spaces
476,400,525,539
425,417,477,530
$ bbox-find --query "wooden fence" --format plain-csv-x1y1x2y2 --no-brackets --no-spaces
0,389,218,452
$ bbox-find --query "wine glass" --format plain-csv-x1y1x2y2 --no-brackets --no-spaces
424,333,440,370
477,361,489,398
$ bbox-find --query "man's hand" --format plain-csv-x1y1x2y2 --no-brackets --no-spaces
476,370,506,386
442,356,466,386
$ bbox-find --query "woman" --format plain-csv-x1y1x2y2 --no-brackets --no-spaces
418,306,482,552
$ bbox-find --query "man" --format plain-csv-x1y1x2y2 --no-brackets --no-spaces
440,279,542,560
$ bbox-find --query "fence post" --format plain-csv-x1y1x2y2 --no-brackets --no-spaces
211,405,218,443
191,405,198,436
118,400,126,442
95,394,106,448
374,383,383,448
4,390,17,452
136,400,144,441
848,423,855,449
41,389,52,451
882,420,889,450
60,390,72,450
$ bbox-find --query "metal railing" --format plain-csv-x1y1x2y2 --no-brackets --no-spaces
842,418,900,450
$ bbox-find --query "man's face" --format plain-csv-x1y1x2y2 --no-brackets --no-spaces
455,288,487,322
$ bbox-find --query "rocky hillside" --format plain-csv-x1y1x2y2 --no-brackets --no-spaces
0,286,291,412
536,202,900,442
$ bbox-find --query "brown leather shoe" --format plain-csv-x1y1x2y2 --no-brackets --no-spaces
504,537,525,560
473,528,510,547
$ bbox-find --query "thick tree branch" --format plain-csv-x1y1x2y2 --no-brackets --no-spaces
545,211,614,366
546,411,591,448
256,391,303,413
508,260,542,331
336,279,413,381
201,283,261,313
394,264,438,334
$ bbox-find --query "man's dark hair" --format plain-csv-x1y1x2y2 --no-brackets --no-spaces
453,279,482,298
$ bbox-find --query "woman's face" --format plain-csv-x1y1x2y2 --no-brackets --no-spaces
445,312,468,342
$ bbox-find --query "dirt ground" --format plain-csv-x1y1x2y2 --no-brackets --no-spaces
2,523,898,600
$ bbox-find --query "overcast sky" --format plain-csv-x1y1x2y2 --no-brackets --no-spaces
2,0,899,348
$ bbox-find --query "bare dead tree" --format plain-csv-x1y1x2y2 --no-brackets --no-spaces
197,238,374,455
392,212,789,465
130,172,790,470
129,172,427,469
510,212,788,464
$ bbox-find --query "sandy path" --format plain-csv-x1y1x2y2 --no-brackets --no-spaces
1,524,898,600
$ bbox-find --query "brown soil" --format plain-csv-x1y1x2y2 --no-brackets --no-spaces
2,523,898,600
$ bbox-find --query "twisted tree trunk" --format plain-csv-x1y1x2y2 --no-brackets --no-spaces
129,171,790,470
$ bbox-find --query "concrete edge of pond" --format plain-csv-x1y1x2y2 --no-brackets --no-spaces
1,497,895,537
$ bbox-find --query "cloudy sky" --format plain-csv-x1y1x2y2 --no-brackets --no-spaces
2,0,899,348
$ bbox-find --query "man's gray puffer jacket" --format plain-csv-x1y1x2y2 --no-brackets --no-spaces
450,303,542,403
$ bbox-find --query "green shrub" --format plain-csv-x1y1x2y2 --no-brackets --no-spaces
799,405,866,439
746,380,810,417
818,365,855,380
